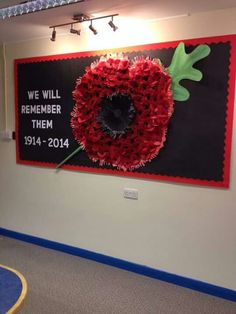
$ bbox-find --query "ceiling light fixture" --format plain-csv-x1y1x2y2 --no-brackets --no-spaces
49,13,119,41
70,24,81,35
0,0,85,20
89,21,98,35
50,27,56,42
108,16,118,32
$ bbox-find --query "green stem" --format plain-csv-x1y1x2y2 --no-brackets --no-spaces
56,146,83,170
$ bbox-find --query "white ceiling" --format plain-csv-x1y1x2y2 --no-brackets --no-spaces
0,0,236,44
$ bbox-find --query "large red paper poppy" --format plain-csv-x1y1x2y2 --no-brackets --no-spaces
71,56,174,171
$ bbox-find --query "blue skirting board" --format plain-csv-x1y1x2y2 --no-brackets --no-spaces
0,227,235,302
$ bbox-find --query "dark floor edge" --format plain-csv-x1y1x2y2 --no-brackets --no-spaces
0,227,235,302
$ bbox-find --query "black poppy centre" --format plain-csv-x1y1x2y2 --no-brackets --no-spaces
97,93,136,137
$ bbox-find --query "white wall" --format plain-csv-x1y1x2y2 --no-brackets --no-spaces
0,45,4,129
1,8,236,290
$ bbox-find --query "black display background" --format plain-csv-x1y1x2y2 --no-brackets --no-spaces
15,40,232,186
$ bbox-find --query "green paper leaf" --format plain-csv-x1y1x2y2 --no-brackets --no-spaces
167,42,211,101
56,146,83,171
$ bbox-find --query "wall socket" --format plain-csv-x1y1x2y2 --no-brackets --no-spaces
123,188,138,200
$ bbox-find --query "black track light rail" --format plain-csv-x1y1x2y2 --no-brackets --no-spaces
49,14,119,29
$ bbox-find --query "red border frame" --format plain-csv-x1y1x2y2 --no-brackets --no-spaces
14,34,236,188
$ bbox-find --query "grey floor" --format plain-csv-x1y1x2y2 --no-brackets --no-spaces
0,236,235,314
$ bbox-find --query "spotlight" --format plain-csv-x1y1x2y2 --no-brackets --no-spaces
70,25,81,35
108,17,118,31
89,21,98,35
50,28,56,41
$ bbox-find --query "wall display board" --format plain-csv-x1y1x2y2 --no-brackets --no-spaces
15,35,236,187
